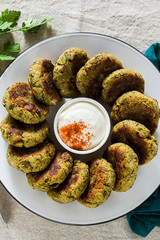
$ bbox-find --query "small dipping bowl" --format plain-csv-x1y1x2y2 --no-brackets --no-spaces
54,98,111,155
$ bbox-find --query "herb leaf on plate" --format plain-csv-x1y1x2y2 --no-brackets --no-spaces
0,9,21,34
19,17,54,33
0,41,21,61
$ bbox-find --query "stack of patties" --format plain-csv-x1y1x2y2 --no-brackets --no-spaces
1,81,56,173
98,66,158,197
76,52,123,97
0,56,91,196
102,69,159,195
47,160,89,203
26,152,90,201
27,151,74,192
1,58,63,174
109,91,159,166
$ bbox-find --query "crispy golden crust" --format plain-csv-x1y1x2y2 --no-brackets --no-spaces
7,139,55,173
2,82,50,124
53,48,89,98
47,160,89,203
105,143,138,192
110,91,159,134
0,114,49,147
26,151,73,191
28,58,61,105
102,68,145,105
78,158,116,208
76,52,123,97
111,120,158,165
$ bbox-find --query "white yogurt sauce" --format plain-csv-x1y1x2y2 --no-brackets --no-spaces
57,101,107,150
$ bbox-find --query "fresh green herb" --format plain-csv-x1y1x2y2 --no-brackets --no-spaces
18,17,54,33
0,9,21,34
0,9,54,34
0,41,20,60
0,9,54,62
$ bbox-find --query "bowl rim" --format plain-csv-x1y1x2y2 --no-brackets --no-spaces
53,97,111,154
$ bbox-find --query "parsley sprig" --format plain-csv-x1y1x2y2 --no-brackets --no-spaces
0,9,21,34
0,41,20,60
19,17,54,33
0,9,53,35
0,9,54,61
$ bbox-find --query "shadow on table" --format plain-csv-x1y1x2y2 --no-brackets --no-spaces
23,24,57,46
0,183,13,225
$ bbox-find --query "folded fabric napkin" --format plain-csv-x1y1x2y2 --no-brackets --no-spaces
127,43,160,237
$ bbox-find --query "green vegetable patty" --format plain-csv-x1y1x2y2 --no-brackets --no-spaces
7,139,55,173
78,158,116,208
111,120,158,165
28,58,61,105
26,151,73,191
0,114,49,148
105,143,138,192
2,82,50,124
76,52,123,97
53,47,89,97
110,91,159,134
102,68,145,105
47,160,89,203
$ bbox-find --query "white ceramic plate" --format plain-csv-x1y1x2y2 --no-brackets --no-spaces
0,33,160,225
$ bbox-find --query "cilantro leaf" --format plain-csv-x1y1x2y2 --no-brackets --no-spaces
0,21,13,31
0,10,53,34
0,54,15,60
0,9,21,27
2,41,20,53
0,9,21,34
19,17,54,33
0,41,21,61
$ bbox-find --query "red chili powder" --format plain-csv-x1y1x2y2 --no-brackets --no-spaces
58,120,94,150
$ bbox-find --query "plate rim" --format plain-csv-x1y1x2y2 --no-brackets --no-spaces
0,31,160,226
1,179,159,226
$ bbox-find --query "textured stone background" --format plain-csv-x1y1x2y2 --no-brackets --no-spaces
0,0,160,239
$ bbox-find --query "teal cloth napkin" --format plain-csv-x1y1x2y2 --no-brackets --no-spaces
127,43,160,237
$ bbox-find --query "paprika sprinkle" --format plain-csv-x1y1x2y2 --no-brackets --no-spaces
58,120,94,150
